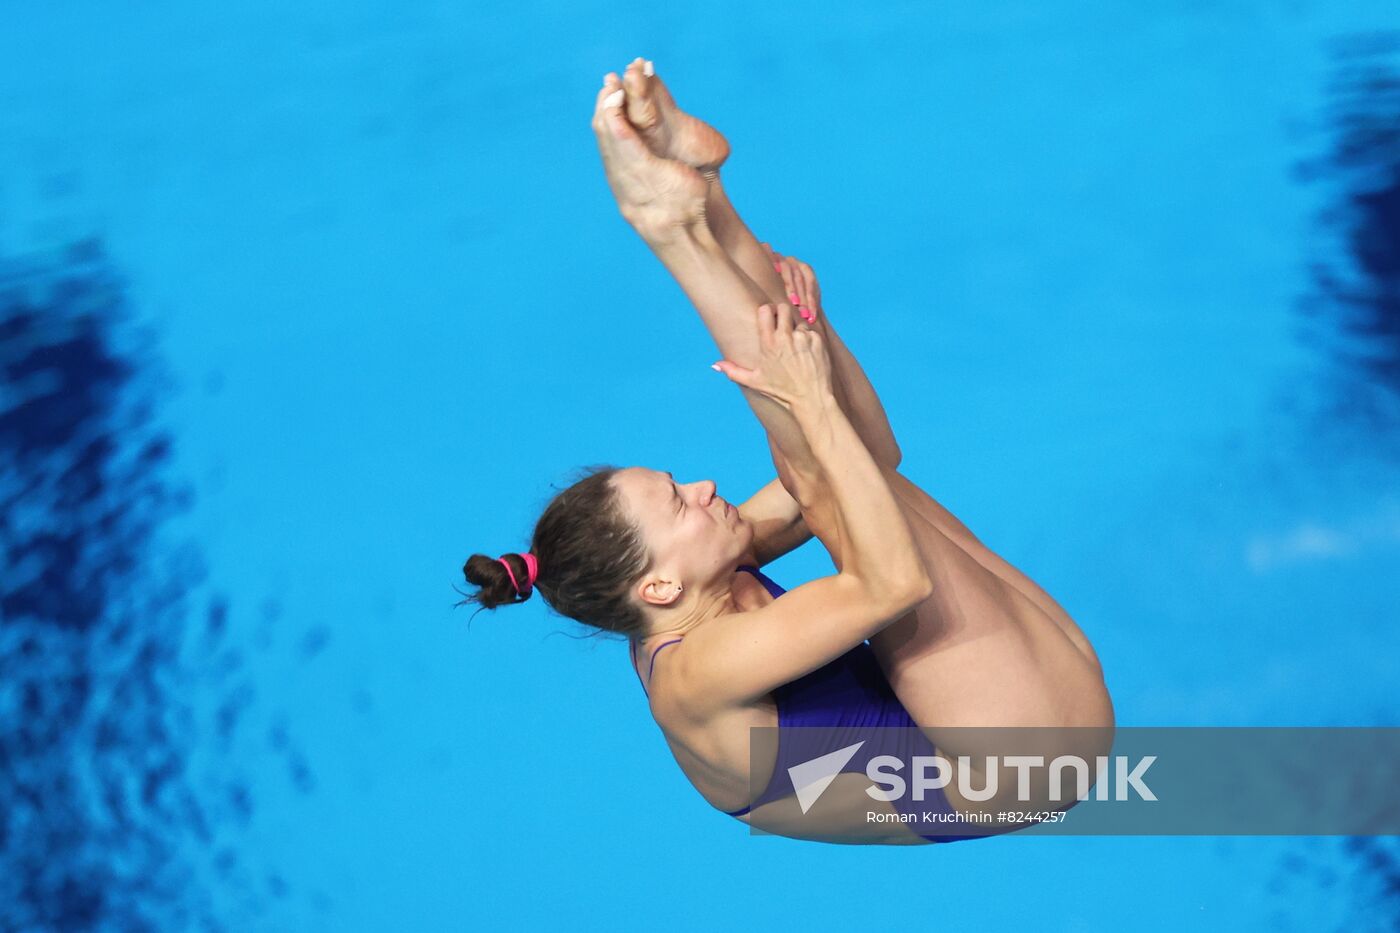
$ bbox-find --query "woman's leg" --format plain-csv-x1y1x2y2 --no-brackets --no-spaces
704,175,1099,663
616,61,1100,667
865,470,1112,727
615,58,904,469
703,177,904,469
596,70,1112,778
712,196,1115,760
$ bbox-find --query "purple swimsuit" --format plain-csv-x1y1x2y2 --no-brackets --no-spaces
628,564,990,844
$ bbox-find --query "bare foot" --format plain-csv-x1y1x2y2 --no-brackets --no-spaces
620,57,730,176
592,75,709,241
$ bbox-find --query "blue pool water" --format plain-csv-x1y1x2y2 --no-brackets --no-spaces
2,2,1398,929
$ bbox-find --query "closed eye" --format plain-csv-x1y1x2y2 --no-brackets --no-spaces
666,467,688,512
665,471,682,515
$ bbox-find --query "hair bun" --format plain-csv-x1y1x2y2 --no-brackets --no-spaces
460,553,530,610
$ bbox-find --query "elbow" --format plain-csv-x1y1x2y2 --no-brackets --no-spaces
874,569,933,614
845,563,935,613
851,555,932,612
901,573,935,607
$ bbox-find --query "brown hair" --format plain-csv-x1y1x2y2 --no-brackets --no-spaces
459,465,653,638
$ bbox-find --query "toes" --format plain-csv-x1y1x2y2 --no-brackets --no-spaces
594,77,621,120
623,57,660,130
594,81,614,112
600,94,648,153
623,59,644,97
647,65,679,111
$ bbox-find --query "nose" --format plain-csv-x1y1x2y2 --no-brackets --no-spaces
698,479,716,505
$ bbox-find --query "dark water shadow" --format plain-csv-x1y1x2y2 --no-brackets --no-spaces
1293,30,1400,447
1278,29,1400,926
0,238,308,929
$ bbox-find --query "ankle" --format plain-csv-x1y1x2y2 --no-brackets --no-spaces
635,214,715,251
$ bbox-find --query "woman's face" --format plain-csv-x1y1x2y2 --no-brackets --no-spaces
612,466,754,606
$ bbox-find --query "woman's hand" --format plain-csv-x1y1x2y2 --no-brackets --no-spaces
760,244,822,325
712,302,834,413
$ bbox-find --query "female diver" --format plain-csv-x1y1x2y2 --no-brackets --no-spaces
461,59,1113,845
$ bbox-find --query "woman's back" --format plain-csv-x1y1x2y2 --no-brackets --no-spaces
628,565,935,827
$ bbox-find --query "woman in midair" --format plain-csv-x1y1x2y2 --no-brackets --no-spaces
461,59,1112,845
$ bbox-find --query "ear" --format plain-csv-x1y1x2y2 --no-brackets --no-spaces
638,575,685,608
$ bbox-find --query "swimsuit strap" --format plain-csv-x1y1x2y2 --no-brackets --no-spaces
628,639,645,693
647,638,685,677
735,563,786,599
628,566,770,698
628,566,779,817
628,636,684,697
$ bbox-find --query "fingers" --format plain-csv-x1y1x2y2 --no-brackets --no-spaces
792,259,820,320
727,302,827,406
788,257,813,319
764,243,793,297
773,256,799,312
754,302,799,350
774,301,796,337
761,241,779,271
756,302,777,352
755,300,811,350
787,257,818,323
712,359,757,388
771,252,818,324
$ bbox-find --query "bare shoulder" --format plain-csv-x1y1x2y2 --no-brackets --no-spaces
668,573,908,717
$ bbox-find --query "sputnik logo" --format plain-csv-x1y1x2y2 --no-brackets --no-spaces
788,741,865,813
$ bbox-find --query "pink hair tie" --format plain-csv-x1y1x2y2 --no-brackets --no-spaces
499,552,539,596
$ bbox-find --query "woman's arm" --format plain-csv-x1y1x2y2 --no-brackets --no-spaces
635,214,898,576
686,313,932,706
736,476,813,567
